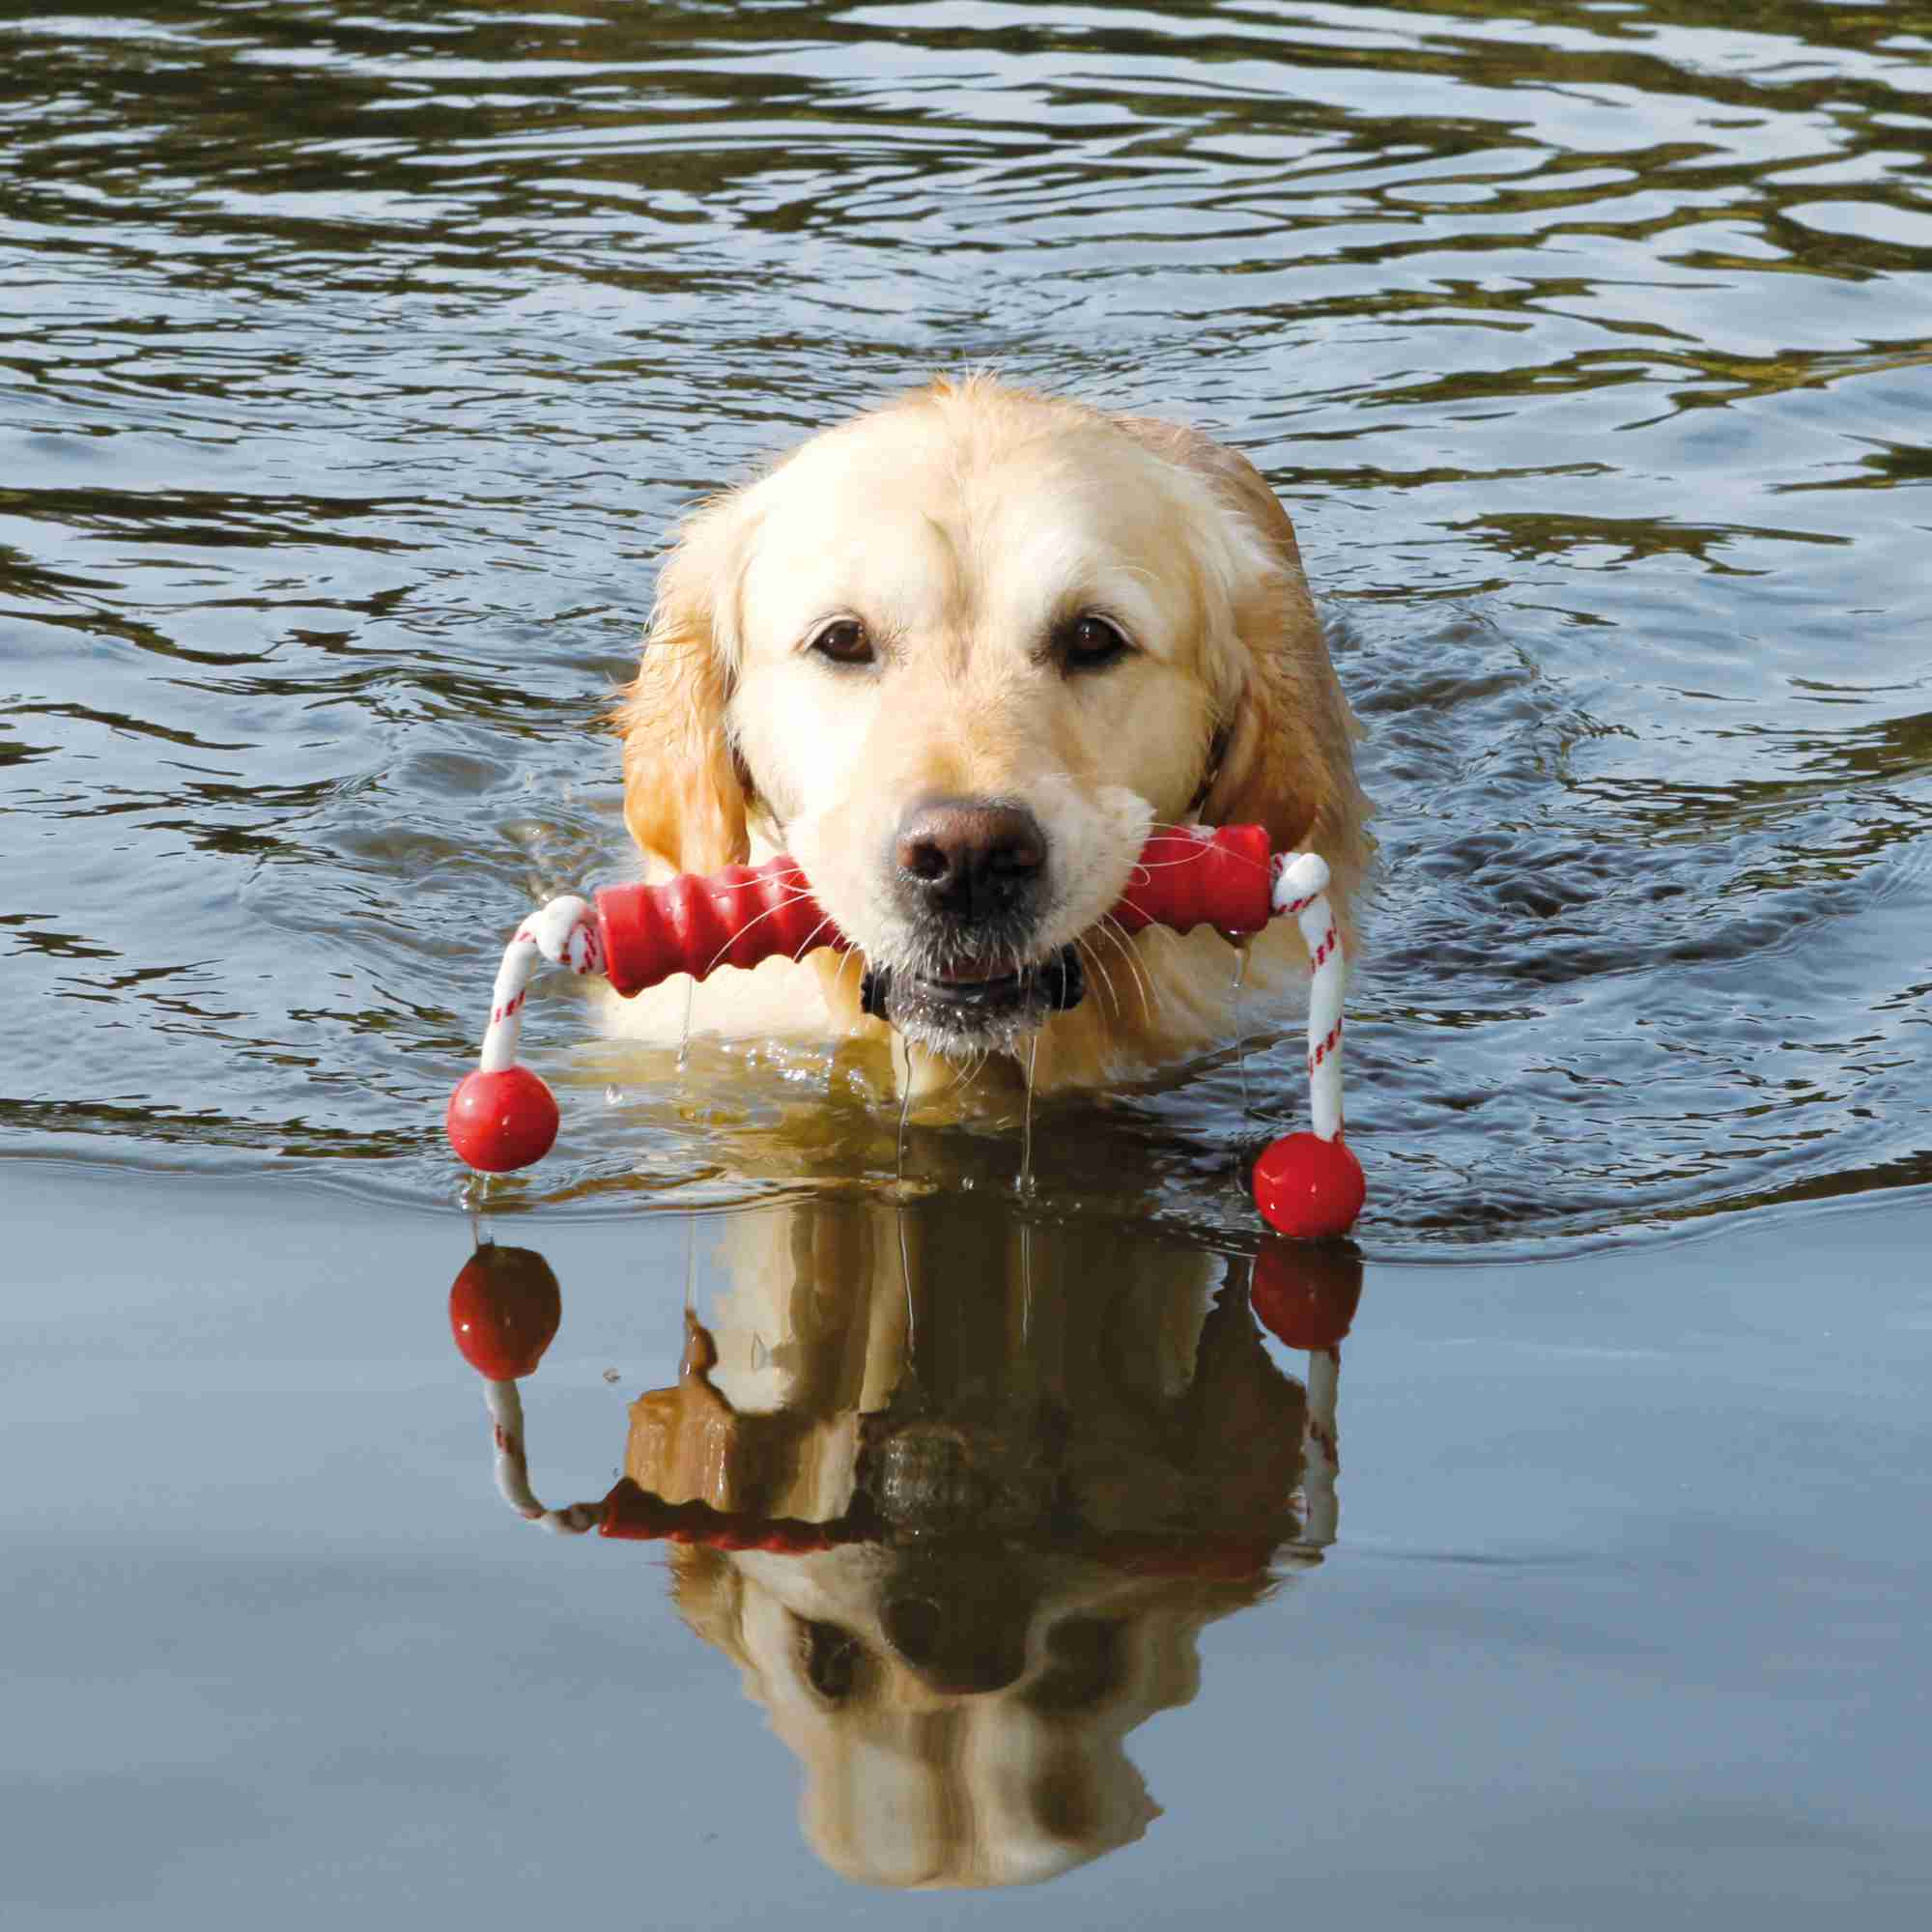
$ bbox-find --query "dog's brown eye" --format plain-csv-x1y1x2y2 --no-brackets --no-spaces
809,618,874,667
1058,613,1130,672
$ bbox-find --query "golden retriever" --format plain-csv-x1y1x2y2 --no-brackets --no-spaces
609,375,1371,1096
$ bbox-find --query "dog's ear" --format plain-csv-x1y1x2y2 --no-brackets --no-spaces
1119,416,1373,926
613,497,754,873
1196,490,1360,861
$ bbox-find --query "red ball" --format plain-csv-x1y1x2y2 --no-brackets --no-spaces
1251,1237,1363,1350
448,1244,561,1379
445,1065,559,1173
1251,1131,1365,1239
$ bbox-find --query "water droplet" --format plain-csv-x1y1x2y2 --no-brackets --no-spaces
1232,939,1253,1119
895,1037,916,1187
1018,1032,1040,1194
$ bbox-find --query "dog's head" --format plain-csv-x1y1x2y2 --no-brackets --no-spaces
616,377,1366,1056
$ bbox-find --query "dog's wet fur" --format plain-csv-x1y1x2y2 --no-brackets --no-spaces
611,376,1371,1096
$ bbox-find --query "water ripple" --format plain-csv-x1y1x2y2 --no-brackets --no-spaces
2,0,1928,1251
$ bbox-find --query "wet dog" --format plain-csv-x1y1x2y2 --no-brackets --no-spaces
610,376,1370,1095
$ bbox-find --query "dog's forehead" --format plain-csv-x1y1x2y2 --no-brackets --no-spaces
740,407,1204,649
970,443,1205,650
741,421,962,625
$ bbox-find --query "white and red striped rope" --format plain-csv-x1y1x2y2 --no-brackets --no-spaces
476,894,604,1076
1270,851,1346,1141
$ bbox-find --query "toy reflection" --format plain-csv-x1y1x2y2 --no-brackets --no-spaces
451,1199,1362,1889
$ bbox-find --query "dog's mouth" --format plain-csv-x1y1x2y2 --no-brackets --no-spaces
862,945,1085,1037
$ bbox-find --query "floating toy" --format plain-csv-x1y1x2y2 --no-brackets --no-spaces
445,824,1363,1237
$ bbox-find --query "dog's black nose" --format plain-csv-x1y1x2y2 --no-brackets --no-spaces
895,797,1045,922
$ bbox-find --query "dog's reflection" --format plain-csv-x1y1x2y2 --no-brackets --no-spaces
458,1198,1359,1889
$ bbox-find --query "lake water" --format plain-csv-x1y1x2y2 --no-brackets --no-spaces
4,0,1930,1921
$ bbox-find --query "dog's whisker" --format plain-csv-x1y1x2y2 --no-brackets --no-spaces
1139,824,1276,877
1092,950,1123,1020
1107,916,1164,1018
696,883,816,980
1126,855,1267,874
1124,851,1274,880
1095,915,1158,1023
1072,932,1122,1019
1133,919,1193,997
788,913,838,961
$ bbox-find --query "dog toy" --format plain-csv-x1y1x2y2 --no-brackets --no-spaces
444,824,1363,1237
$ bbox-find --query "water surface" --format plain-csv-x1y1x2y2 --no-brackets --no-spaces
5,0,1929,1247
8,1164,1929,1921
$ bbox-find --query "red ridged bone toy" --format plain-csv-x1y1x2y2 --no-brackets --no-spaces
444,824,1364,1237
